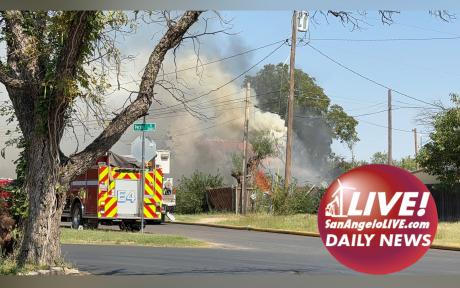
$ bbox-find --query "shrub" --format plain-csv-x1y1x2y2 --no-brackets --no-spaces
175,171,224,214
266,174,326,215
3,183,27,225
251,189,272,213
0,203,16,256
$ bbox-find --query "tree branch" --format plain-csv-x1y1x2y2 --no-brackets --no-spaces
61,10,203,182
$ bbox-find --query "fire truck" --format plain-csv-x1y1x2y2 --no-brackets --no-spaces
155,150,176,218
61,152,165,231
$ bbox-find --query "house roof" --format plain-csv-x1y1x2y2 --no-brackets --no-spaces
411,169,441,185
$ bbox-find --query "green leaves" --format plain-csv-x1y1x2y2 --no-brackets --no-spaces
175,171,224,214
326,104,359,146
244,63,359,146
417,95,460,187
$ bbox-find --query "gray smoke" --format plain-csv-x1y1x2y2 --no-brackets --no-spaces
1,34,338,188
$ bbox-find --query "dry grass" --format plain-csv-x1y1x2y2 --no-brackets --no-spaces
60,228,208,248
175,213,460,247
433,222,460,246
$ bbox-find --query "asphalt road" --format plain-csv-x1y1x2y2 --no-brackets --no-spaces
62,224,460,275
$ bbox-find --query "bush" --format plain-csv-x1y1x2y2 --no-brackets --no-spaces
284,186,326,214
268,174,326,215
251,189,272,213
3,182,27,225
175,171,224,214
0,203,16,257
0,180,25,257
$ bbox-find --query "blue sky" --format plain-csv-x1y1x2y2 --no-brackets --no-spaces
1,10,458,178
212,10,459,162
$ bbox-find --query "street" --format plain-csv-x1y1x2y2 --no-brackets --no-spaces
62,224,460,275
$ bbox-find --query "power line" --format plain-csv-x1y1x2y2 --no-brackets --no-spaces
116,38,289,89
306,43,442,109
161,39,289,76
310,36,460,42
358,119,429,135
152,41,287,113
171,117,243,138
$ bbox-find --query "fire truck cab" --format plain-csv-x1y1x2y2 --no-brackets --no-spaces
62,152,165,231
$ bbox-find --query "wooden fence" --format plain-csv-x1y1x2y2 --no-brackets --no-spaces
206,186,256,212
427,184,460,221
206,187,235,212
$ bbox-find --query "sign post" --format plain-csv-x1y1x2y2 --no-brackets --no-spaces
140,116,146,233
132,119,156,233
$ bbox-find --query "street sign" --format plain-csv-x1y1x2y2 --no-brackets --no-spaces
133,123,156,132
131,136,157,163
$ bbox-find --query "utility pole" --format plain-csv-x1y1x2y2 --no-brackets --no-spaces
285,10,297,189
387,89,392,165
140,114,146,233
413,128,418,169
241,82,250,214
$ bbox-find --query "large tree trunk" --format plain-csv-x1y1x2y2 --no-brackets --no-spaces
17,135,66,266
1,10,202,267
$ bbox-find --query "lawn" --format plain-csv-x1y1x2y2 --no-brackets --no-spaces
60,228,208,248
1,229,208,275
175,213,460,247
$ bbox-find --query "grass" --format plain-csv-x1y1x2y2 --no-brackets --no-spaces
60,228,208,248
0,257,20,275
433,222,460,247
1,229,207,275
0,257,59,275
175,213,460,247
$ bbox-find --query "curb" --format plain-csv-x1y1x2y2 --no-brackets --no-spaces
172,221,321,237
171,221,460,252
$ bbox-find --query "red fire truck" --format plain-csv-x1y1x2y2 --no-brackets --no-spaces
61,152,165,231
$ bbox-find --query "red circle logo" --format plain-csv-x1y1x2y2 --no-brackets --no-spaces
317,164,438,274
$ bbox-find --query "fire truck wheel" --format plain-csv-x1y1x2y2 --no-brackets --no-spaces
119,222,129,231
129,222,146,232
84,220,98,230
71,205,82,229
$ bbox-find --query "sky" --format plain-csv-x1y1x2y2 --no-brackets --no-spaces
0,10,459,178
219,10,459,161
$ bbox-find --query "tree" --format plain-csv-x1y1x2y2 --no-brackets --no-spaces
231,129,278,184
329,153,367,173
417,94,460,187
244,63,359,163
370,151,418,171
0,11,203,266
398,156,418,172
370,152,388,164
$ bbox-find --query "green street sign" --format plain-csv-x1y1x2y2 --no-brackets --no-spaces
133,123,156,132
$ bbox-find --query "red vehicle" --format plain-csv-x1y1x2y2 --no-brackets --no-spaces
61,152,165,231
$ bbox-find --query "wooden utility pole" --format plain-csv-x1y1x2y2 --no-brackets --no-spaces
285,11,297,189
241,82,250,214
387,89,392,165
413,128,419,169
